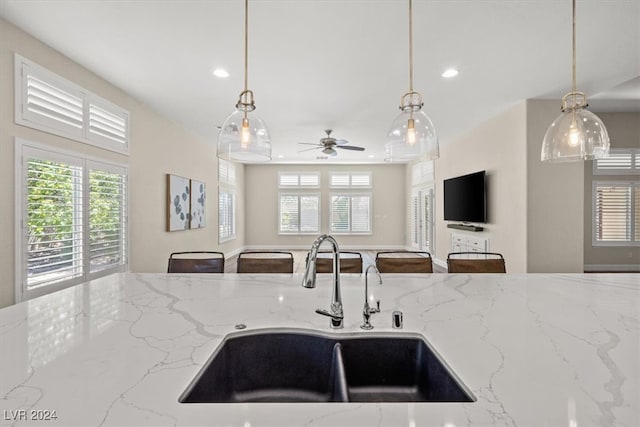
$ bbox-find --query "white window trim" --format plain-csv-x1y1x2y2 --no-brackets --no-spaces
329,192,372,235
15,138,129,303
278,192,321,235
592,180,639,247
218,186,236,243
15,54,130,155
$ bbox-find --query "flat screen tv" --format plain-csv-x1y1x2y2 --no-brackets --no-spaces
443,171,486,223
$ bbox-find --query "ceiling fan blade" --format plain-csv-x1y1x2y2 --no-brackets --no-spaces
336,145,365,151
298,146,321,153
298,142,323,146
334,139,349,145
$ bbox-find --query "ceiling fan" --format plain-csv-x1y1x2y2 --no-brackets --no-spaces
298,129,365,157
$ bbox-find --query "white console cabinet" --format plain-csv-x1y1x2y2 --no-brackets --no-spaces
451,233,489,256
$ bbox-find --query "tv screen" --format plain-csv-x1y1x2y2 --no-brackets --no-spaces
443,171,486,223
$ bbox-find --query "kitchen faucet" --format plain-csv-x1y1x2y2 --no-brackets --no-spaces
361,265,382,330
302,234,343,329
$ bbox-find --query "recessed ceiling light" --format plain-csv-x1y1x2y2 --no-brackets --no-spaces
368,154,375,158
442,68,459,78
213,68,230,78
277,154,284,159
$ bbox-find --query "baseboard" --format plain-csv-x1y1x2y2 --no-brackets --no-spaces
584,264,640,273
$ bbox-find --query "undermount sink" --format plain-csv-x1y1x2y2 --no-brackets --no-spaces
179,328,475,403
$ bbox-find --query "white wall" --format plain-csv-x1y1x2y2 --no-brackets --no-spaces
583,112,640,270
0,18,241,308
526,99,584,272
433,102,528,272
244,164,406,249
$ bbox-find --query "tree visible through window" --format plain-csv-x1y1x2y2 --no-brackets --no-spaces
19,143,127,301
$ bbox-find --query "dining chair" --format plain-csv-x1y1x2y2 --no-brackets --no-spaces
447,252,506,273
236,251,294,273
167,251,225,273
306,251,363,273
375,251,433,273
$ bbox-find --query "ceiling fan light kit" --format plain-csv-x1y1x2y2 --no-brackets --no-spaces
217,0,272,163
541,0,609,163
385,0,439,163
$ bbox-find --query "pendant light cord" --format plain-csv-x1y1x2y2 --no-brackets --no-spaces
408,0,413,93
244,0,249,92
571,0,576,95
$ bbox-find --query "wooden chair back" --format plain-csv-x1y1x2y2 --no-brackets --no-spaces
308,251,363,273
375,251,433,273
167,251,225,273
237,251,294,273
447,252,506,273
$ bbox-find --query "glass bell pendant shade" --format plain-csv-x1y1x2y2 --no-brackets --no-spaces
217,108,271,163
541,106,610,162
385,108,439,162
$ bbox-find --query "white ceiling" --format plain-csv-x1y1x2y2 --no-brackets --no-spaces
1,0,638,164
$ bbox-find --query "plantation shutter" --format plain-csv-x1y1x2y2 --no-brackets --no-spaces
330,195,350,232
594,184,632,242
25,156,84,289
279,195,300,232
24,67,84,137
350,173,371,187
351,195,370,232
218,190,234,241
89,164,127,273
330,174,350,187
88,102,128,146
300,195,319,232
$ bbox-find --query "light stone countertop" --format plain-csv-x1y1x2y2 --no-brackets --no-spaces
0,272,638,426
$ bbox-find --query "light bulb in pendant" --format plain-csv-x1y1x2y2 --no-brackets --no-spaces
241,117,250,148
407,118,416,145
568,120,581,147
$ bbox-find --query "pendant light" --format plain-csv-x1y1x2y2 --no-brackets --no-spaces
386,0,438,162
217,0,271,162
541,0,609,163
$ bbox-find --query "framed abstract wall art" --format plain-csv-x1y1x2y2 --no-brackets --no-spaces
190,179,206,229
167,174,190,231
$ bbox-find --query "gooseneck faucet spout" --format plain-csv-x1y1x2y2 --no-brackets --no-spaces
302,234,343,329
361,265,382,330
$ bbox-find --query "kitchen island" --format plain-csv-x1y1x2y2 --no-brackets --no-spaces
0,273,638,426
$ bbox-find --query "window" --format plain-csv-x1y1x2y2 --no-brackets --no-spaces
329,172,371,188
15,54,129,154
593,149,640,175
278,172,320,188
330,193,371,234
593,182,639,246
218,159,236,242
17,141,128,302
218,190,235,242
279,194,320,234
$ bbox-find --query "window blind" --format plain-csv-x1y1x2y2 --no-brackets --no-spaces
218,190,235,241
89,167,126,273
330,194,371,234
594,149,640,175
594,183,637,243
88,103,128,146
26,158,84,289
25,72,84,136
16,55,130,154
279,194,319,234
278,172,319,188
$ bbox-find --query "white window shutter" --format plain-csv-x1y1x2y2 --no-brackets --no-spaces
279,195,300,232
88,166,127,274
594,184,631,242
25,157,84,289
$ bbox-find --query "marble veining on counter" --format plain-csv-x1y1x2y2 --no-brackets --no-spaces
0,273,638,426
